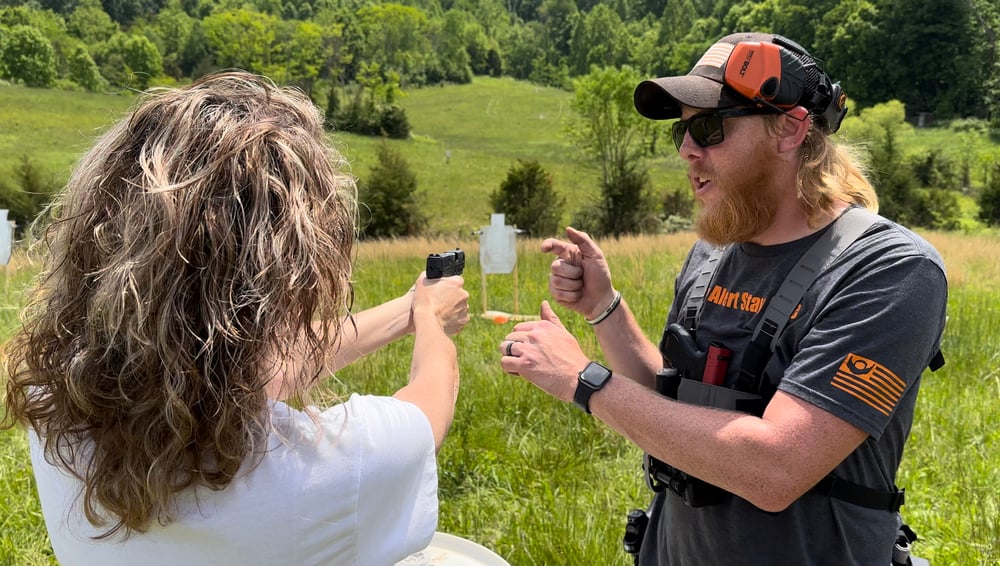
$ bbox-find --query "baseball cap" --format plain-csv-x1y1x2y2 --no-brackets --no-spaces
634,32,847,133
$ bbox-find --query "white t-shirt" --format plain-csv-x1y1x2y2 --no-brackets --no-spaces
29,394,439,566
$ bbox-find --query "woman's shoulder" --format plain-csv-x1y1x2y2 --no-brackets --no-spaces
268,394,433,449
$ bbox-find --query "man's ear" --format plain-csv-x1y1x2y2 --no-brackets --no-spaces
776,106,811,154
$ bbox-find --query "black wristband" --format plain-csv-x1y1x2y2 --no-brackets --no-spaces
585,291,622,326
573,361,612,413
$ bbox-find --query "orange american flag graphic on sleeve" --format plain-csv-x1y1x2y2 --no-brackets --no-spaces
830,353,906,416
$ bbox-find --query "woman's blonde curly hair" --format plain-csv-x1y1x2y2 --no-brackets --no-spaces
2,71,357,538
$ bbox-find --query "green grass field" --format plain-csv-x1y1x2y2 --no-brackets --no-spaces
2,77,1000,564
2,232,999,565
0,77,620,237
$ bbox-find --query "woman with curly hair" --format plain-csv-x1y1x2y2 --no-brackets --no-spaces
2,71,469,565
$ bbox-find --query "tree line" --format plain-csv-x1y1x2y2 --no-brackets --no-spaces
1,0,998,124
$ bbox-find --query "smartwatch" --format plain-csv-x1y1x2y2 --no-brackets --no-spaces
573,361,612,414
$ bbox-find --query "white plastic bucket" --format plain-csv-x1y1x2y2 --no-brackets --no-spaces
396,532,510,566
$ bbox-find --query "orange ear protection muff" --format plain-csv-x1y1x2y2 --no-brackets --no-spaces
722,35,848,133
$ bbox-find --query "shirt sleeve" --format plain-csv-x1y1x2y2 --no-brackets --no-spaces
776,251,947,439
349,394,438,563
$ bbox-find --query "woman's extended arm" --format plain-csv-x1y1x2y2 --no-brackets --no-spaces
392,274,469,451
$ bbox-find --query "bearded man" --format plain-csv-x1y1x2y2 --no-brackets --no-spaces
497,32,946,565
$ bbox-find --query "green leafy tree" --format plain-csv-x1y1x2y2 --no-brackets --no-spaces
567,65,654,236
490,160,565,237
312,7,354,83
948,118,990,189
148,0,195,79
355,3,434,85
907,149,958,191
100,0,166,26
657,0,699,40
508,0,543,22
432,10,474,83
818,0,982,118
359,141,426,238
537,0,577,60
0,27,6,77
325,85,339,126
95,32,163,89
661,185,694,231
814,0,882,105
877,0,981,118
632,0,703,77
502,22,545,81
722,0,819,46
361,61,402,101
330,63,410,138
485,47,502,76
0,154,59,230
278,20,329,96
0,25,57,87
0,5,67,37
442,8,493,76
202,8,277,74
840,100,918,224
66,0,119,44
966,0,998,122
567,3,632,76
979,163,1000,226
912,188,962,230
67,43,108,90
449,0,504,32
510,0,575,87
179,20,213,78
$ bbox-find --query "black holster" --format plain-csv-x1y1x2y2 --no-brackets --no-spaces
645,452,730,507
622,507,648,564
645,367,765,507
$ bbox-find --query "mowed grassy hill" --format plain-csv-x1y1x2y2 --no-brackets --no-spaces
0,76,692,236
4,76,996,236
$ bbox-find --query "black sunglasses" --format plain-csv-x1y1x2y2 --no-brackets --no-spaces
671,108,775,151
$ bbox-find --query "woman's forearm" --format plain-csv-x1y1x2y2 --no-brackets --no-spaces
393,306,459,452
320,293,414,373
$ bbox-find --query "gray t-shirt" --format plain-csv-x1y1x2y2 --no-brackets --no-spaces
639,213,947,566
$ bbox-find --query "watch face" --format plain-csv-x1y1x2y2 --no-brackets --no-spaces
575,361,612,414
580,362,611,388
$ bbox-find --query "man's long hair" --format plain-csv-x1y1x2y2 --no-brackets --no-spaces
795,122,879,225
2,71,357,537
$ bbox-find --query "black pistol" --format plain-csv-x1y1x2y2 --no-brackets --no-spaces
426,249,465,279
662,323,707,381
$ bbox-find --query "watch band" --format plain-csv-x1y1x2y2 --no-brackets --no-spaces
574,361,612,414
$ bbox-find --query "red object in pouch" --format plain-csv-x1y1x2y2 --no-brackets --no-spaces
702,343,732,386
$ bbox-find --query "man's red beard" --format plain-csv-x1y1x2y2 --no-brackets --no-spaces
694,149,782,246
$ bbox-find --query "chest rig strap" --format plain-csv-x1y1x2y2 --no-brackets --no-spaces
648,207,918,512
685,206,879,392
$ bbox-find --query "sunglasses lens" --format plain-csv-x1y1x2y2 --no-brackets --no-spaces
671,121,687,150
689,114,724,147
671,114,726,150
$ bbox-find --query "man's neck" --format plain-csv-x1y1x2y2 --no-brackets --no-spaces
749,200,851,246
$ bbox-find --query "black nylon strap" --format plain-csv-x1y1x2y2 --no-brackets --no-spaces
737,207,878,392
682,246,727,330
929,349,945,372
681,207,878,348
812,475,906,512
750,207,879,354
